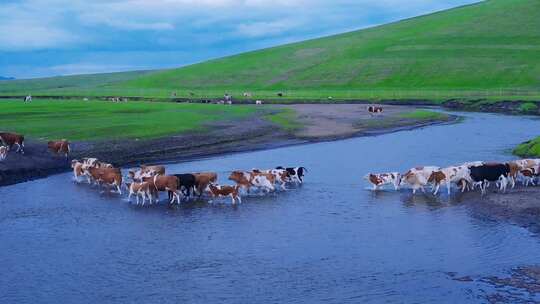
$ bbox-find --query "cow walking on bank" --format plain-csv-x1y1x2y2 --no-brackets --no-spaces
0,132,25,154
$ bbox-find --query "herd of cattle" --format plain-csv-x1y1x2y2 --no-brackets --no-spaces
0,131,71,161
366,159,540,195
71,158,307,205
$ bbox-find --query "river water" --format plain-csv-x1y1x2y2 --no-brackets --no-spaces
1,111,540,303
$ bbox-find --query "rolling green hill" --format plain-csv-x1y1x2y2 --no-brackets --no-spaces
1,0,540,101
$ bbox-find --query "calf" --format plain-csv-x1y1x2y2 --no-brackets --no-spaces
126,181,153,206
87,167,123,194
400,166,440,194
48,140,70,159
427,166,472,195
0,146,7,161
0,132,24,154
469,163,510,194
207,184,241,204
275,166,307,184
364,172,401,190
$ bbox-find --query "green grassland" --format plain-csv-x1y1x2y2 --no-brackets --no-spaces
0,100,259,141
514,137,540,157
1,0,539,102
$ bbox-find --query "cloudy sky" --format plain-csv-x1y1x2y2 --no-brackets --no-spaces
0,0,478,79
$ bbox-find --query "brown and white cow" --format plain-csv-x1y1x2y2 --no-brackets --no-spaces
400,166,440,194
143,175,180,204
87,167,123,194
519,168,537,187
364,172,401,191
427,165,472,195
207,184,241,204
228,171,275,193
71,159,86,181
126,181,153,205
0,146,7,161
48,140,70,159
193,172,218,196
0,132,24,154
252,168,289,190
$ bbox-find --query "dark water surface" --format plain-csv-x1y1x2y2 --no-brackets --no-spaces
2,112,540,303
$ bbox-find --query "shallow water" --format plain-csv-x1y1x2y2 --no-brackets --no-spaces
1,111,540,303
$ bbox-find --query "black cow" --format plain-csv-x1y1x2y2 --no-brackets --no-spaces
171,174,197,199
469,163,510,194
275,166,307,184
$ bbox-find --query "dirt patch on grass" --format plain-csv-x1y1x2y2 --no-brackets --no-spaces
277,104,455,140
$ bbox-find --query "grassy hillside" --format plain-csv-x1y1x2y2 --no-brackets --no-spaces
0,70,155,97
1,0,539,101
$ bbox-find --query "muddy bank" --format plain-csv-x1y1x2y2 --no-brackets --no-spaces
466,187,540,234
278,104,456,141
0,117,297,186
0,104,453,186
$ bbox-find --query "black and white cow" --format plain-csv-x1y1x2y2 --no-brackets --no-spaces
469,163,510,194
276,166,307,184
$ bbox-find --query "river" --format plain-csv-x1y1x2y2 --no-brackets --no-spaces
1,111,540,303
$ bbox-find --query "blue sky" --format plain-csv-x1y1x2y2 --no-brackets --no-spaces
0,0,478,79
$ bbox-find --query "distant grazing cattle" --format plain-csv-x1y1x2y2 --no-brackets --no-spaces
243,92,252,98
24,95,32,102
255,100,263,105
277,92,284,97
48,140,70,159
367,106,383,115
0,146,7,161
275,166,307,184
0,132,24,154
469,163,510,194
208,184,241,204
365,172,401,191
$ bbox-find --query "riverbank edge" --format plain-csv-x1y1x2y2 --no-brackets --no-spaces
2,96,539,115
0,112,459,187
